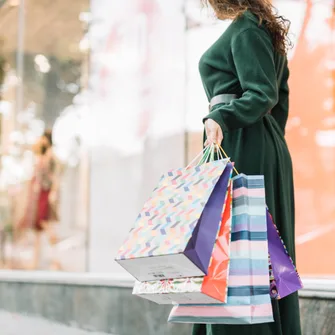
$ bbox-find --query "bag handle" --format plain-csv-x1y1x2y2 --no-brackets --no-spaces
186,144,226,169
186,143,239,176
216,144,239,175
185,145,208,168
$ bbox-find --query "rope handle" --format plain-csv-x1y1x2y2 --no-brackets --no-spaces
186,144,217,169
216,144,239,176
186,143,239,176
186,145,211,169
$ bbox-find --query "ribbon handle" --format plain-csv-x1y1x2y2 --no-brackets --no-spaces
216,144,239,176
186,143,239,176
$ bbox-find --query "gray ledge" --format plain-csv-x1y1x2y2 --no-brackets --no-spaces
299,278,335,299
0,271,334,299
0,270,134,287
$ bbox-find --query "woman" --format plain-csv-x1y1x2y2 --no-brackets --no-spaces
196,1,301,334
19,130,61,269
30,131,56,232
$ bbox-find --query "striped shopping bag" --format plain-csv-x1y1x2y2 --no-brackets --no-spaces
168,174,273,325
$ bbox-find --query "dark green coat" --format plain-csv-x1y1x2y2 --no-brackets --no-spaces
194,10,302,335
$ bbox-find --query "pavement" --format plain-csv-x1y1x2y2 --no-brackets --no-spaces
0,311,111,335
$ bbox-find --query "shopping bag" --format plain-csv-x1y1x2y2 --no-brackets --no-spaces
116,152,233,282
267,211,303,299
133,181,233,304
213,145,303,299
168,174,273,325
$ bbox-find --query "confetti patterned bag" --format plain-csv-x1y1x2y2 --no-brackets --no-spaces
133,181,233,304
116,155,233,282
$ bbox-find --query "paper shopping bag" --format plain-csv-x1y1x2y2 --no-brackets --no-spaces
168,174,273,325
116,161,233,282
267,211,303,299
133,181,233,304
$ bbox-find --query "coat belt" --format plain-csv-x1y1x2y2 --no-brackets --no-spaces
209,94,272,115
209,94,237,110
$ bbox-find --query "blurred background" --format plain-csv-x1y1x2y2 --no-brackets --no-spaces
0,0,334,334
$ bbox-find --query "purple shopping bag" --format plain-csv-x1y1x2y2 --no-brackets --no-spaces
267,211,303,299
184,163,233,275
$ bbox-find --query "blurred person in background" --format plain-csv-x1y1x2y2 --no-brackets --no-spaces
19,130,62,270
198,0,301,335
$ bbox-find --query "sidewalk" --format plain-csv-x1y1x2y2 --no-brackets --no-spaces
0,311,111,335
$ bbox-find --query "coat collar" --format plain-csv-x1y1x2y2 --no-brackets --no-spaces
243,9,261,25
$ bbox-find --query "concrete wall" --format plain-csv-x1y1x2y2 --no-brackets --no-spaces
0,274,334,335
300,298,335,335
0,281,191,335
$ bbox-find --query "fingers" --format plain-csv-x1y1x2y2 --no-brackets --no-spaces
217,127,224,145
205,120,217,145
205,119,223,146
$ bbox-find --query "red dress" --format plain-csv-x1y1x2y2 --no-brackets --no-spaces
20,154,55,231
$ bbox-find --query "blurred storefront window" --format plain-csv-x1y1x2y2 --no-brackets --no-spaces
0,0,89,271
0,0,19,270
0,0,334,278
87,0,186,274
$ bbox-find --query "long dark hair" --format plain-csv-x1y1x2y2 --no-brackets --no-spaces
43,129,53,146
40,129,53,155
202,0,291,55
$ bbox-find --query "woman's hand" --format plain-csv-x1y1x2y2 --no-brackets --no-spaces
204,119,223,146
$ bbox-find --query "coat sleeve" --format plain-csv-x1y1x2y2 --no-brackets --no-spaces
203,28,279,131
271,60,289,135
